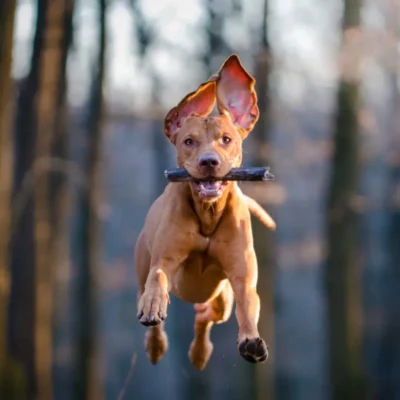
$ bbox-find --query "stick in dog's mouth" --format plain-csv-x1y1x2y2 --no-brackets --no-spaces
164,167,274,183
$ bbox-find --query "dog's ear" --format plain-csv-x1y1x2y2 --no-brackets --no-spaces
164,81,216,142
213,54,259,138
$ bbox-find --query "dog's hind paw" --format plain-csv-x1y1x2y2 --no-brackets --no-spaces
189,339,213,371
145,328,168,364
238,337,268,364
137,288,170,326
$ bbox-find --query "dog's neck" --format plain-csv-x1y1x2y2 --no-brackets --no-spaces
187,182,234,237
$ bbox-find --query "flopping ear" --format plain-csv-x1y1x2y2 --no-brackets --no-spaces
212,54,259,138
164,81,216,142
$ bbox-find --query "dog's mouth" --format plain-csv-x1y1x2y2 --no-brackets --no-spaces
191,180,228,200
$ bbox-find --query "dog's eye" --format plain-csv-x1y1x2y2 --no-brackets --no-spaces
184,138,194,146
222,136,231,144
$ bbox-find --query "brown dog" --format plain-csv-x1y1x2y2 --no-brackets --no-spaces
135,54,275,370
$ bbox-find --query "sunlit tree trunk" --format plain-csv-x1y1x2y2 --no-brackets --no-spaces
252,2,275,399
34,0,67,398
73,1,106,399
0,0,17,395
324,0,366,398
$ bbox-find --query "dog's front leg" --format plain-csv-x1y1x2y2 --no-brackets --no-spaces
137,231,209,327
229,249,268,363
137,261,175,326
210,232,268,363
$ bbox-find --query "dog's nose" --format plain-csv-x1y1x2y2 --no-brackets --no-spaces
198,153,221,169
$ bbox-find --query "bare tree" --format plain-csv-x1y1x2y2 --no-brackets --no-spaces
203,0,224,76
0,0,17,395
9,0,49,395
251,1,275,399
381,2,400,396
34,0,71,399
74,0,107,399
324,0,366,398
382,149,400,398
51,0,75,324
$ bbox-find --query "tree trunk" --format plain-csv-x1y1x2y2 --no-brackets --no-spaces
34,0,68,399
382,6,400,391
73,1,106,398
9,0,48,396
51,0,74,325
204,0,222,76
324,1,366,398
252,2,275,399
385,164,400,397
0,0,17,395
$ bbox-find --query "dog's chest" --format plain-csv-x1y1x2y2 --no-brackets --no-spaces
171,251,226,304
197,211,223,237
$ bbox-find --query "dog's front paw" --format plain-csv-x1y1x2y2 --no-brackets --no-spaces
238,337,268,364
137,288,170,326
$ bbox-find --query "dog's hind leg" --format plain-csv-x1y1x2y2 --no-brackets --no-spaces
144,323,168,364
188,280,234,370
135,231,169,364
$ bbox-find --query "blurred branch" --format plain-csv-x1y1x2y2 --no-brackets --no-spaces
116,353,137,400
203,0,223,75
203,0,233,75
0,0,17,395
261,0,270,50
130,0,150,58
231,0,242,13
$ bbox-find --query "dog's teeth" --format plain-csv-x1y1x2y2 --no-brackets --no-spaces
193,179,225,198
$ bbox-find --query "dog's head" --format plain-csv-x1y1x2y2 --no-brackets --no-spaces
164,55,259,202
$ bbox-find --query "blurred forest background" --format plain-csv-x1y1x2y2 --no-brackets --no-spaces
0,0,399,399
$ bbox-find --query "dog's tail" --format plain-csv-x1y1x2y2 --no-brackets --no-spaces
243,194,276,231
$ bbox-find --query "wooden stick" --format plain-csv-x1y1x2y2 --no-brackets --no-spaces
164,167,274,182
